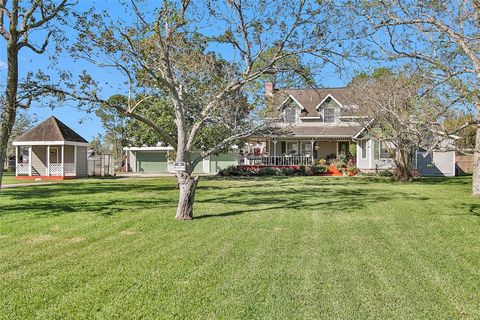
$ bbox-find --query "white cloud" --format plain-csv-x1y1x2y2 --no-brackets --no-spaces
0,60,6,69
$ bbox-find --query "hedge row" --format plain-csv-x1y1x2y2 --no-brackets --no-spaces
217,165,329,177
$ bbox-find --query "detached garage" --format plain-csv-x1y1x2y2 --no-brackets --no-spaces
137,152,168,173
124,146,238,174
416,150,456,177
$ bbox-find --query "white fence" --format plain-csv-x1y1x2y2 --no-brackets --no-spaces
88,154,115,176
239,155,313,166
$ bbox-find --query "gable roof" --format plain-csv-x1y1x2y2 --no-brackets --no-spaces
14,116,88,143
273,87,357,118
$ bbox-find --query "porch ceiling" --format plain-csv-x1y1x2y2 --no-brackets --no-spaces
12,141,88,146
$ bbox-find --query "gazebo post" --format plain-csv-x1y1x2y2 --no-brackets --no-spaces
28,146,32,176
125,149,129,173
74,145,77,176
46,145,50,176
15,146,19,177
61,145,65,176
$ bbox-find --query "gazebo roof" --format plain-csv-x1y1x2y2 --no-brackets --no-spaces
13,116,88,145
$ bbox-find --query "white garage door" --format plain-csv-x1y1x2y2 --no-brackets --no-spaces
416,151,455,177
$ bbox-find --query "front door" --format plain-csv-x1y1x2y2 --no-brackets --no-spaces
337,142,350,158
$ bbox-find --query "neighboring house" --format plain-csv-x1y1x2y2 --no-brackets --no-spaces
12,116,89,180
123,83,457,177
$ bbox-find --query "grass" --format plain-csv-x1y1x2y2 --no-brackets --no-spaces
0,176,479,319
1,172,29,185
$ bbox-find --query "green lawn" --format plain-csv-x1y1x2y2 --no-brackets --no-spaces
0,176,479,319
1,172,28,185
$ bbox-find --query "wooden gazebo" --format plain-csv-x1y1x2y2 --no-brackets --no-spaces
12,116,89,180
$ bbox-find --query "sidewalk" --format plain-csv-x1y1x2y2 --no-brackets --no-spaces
1,182,56,189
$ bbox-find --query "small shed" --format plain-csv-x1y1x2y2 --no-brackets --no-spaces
12,116,89,180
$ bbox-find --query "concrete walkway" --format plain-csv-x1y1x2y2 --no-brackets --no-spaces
1,182,56,189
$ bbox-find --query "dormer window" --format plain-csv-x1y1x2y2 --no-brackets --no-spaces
284,108,297,123
317,95,339,123
323,108,335,123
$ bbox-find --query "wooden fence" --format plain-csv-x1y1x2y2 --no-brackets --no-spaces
457,155,474,174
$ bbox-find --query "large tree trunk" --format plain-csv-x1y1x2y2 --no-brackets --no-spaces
0,41,19,189
394,148,413,182
175,172,199,220
473,123,480,196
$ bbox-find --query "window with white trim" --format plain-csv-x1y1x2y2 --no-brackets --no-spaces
323,109,335,123
374,140,392,159
360,140,367,159
380,142,389,159
286,141,299,154
284,108,297,123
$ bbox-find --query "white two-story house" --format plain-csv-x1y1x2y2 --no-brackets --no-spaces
240,82,457,176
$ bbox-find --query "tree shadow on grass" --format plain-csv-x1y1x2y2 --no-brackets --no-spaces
414,176,471,185
2,180,177,200
1,176,442,220
1,198,177,218
446,203,480,218
195,186,430,220
1,180,178,218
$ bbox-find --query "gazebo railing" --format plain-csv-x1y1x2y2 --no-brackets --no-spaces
49,163,63,176
49,163,76,176
16,163,30,175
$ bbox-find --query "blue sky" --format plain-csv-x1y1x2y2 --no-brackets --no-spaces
0,0,363,142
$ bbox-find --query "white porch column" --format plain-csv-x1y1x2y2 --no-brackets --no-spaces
61,145,65,176
74,145,77,175
15,146,19,176
311,139,315,164
273,139,277,165
28,146,32,176
46,145,50,176
125,150,129,172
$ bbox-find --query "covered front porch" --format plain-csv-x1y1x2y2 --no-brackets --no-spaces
13,144,80,180
239,137,353,166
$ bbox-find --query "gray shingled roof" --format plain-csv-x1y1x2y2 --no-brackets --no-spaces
274,87,357,117
279,125,363,137
14,116,88,143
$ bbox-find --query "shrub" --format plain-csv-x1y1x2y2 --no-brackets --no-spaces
357,171,378,177
347,165,359,175
311,165,328,174
280,168,297,176
257,167,278,176
317,159,327,166
379,170,393,177
299,165,307,175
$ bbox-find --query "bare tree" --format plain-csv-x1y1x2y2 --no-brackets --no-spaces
0,0,75,188
351,0,480,192
47,0,350,220
349,68,453,181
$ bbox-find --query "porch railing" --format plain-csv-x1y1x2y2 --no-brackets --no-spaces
16,163,30,175
49,163,63,176
49,163,76,176
239,155,313,166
